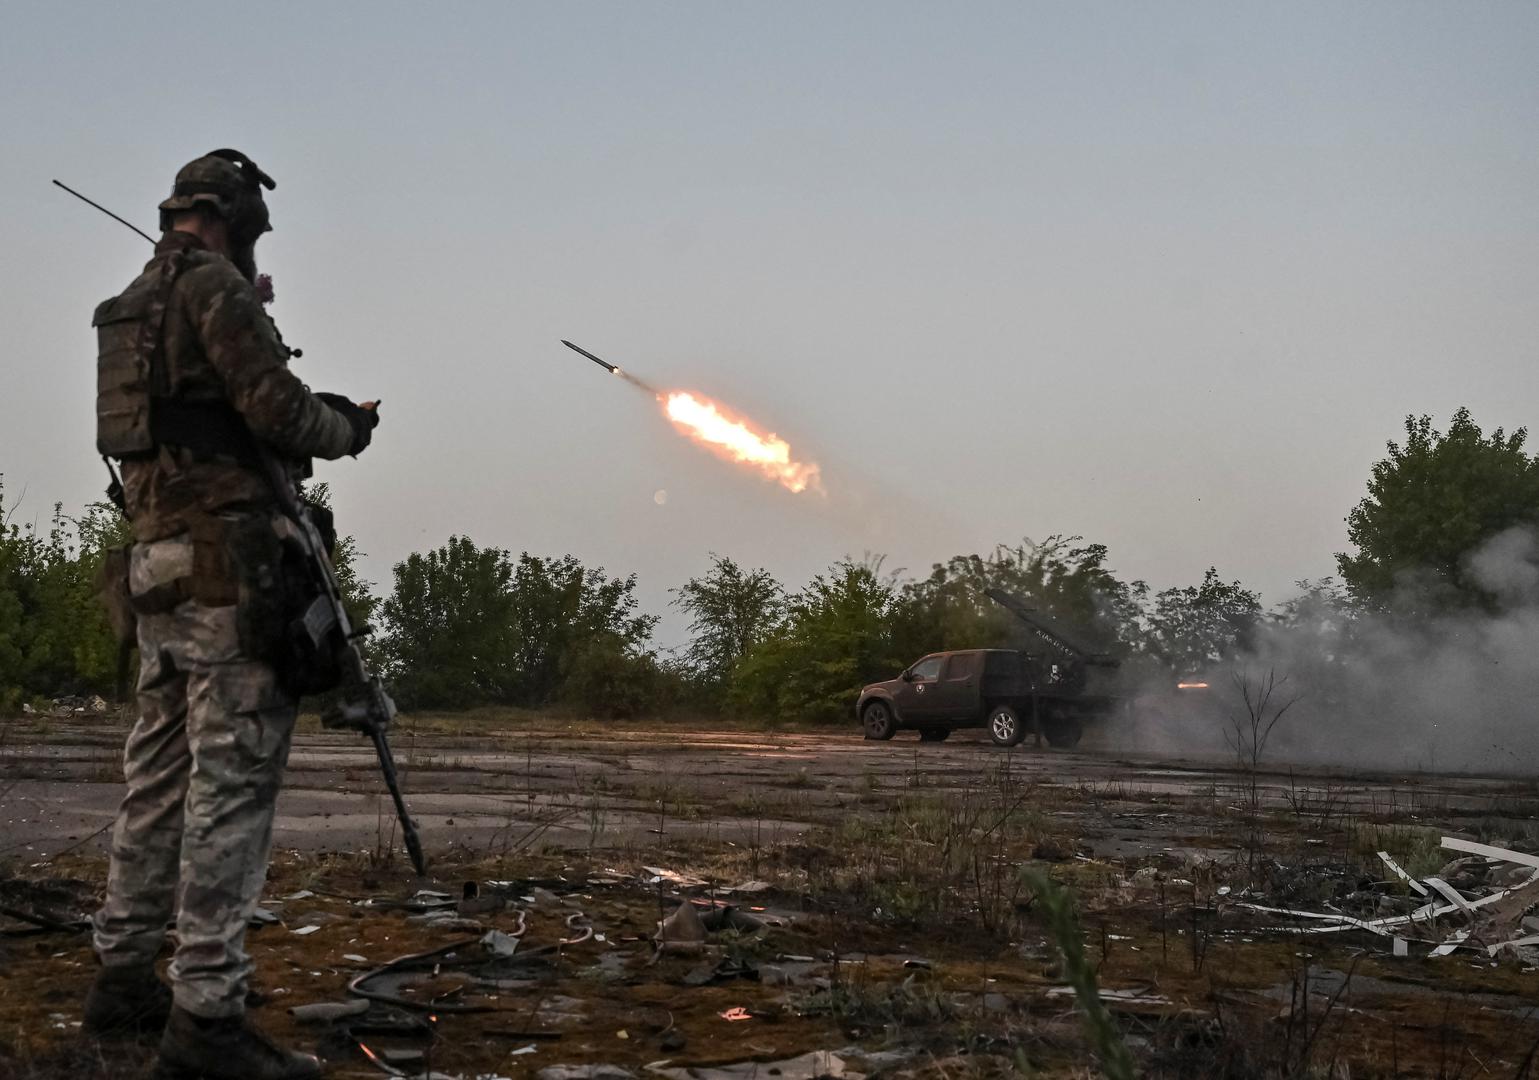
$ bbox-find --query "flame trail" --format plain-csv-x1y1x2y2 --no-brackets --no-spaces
662,390,823,494
560,341,822,494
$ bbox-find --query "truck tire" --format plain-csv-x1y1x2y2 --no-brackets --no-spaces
1044,716,1083,749
862,701,898,741
988,704,1026,748
918,728,950,743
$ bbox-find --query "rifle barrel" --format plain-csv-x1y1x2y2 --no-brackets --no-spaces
372,725,427,875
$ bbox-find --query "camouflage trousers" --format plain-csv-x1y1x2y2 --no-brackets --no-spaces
92,534,296,1019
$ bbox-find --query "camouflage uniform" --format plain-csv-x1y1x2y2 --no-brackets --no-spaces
92,226,364,1020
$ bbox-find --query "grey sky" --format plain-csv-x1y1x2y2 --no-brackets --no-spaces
4,2,1536,648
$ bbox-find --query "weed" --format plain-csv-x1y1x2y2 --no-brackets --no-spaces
1021,869,1134,1080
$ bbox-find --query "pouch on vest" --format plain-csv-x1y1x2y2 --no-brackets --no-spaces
127,534,195,614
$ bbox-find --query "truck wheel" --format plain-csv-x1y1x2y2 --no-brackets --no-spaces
918,728,950,743
988,704,1026,747
862,701,898,741
1044,716,1083,749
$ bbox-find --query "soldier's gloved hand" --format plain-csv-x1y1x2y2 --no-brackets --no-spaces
315,392,380,456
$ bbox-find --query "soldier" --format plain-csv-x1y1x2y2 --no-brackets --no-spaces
83,149,378,1080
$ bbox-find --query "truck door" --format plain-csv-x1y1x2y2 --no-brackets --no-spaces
930,652,980,720
892,655,945,723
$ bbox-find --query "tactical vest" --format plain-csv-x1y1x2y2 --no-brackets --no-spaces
93,246,256,463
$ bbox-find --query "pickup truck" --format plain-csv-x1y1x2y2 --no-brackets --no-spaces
855,649,1113,747
854,590,1121,748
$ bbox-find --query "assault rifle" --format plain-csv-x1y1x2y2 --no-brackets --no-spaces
59,177,427,876
259,451,426,876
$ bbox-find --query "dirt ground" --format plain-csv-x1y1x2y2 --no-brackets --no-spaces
3,712,1539,1079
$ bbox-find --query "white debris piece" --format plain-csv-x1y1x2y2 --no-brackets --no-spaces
1045,986,1170,1005
1423,877,1476,917
1377,852,1430,897
1489,934,1539,957
1430,930,1470,958
482,930,521,958
641,867,708,888
1441,837,1539,870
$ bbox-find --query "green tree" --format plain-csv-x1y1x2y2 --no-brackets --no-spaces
507,553,657,705
731,558,903,724
891,536,1147,659
377,540,658,712
1145,568,1261,673
1337,408,1539,611
378,536,521,709
561,633,671,719
0,477,128,706
671,554,784,686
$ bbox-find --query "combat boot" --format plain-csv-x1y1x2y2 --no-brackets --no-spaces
82,964,173,1037
156,1005,321,1080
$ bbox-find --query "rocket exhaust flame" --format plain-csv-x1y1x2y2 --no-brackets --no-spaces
562,340,822,494
662,391,823,494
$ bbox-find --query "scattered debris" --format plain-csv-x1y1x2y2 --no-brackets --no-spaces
538,1066,635,1080
1235,835,1539,963
682,956,758,987
1045,986,1170,1007
647,1050,860,1080
289,999,371,1023
654,901,707,949
0,878,93,934
482,929,522,959
717,1007,752,1022
721,880,771,895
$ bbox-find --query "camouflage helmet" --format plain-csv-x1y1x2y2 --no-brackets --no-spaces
158,149,276,242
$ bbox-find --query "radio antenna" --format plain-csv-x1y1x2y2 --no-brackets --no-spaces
53,179,154,244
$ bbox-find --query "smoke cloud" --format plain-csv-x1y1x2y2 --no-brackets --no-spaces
1100,527,1539,775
